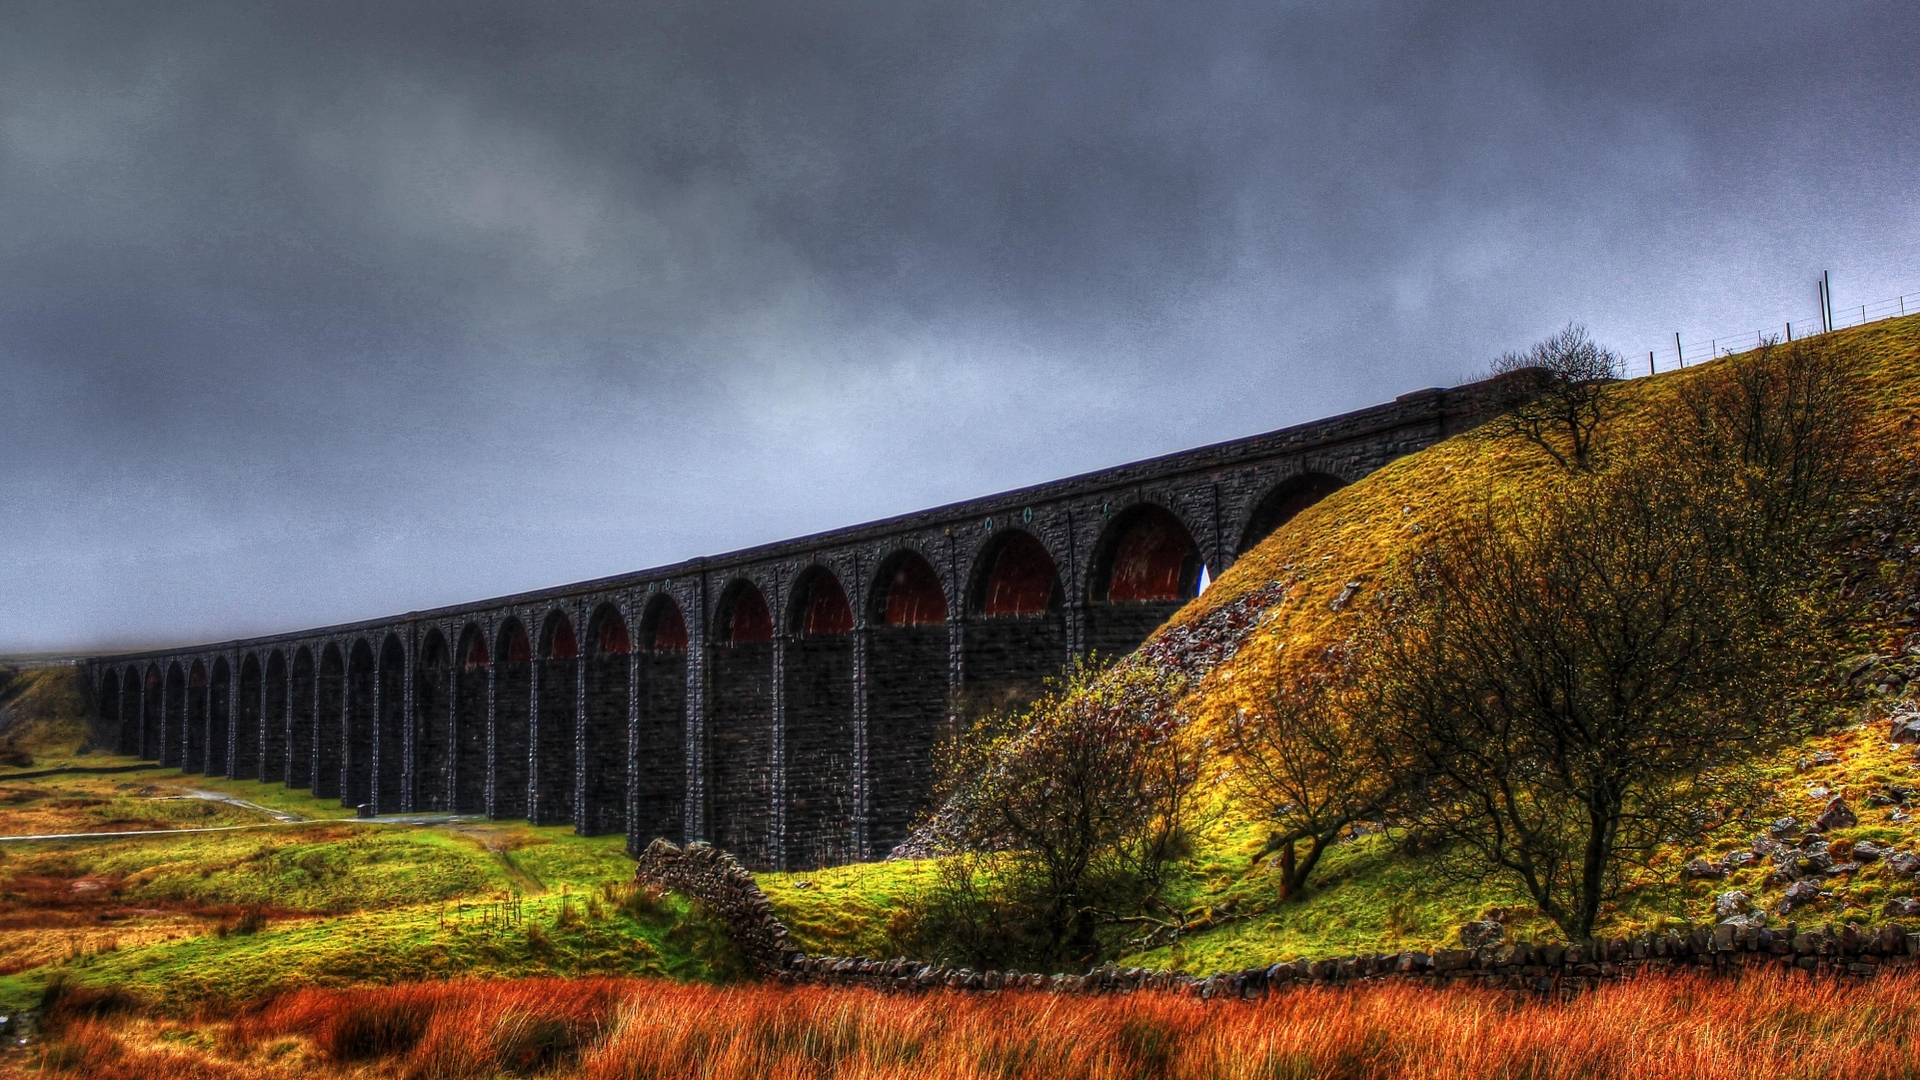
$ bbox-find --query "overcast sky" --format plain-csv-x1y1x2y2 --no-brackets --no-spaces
3,1,1915,654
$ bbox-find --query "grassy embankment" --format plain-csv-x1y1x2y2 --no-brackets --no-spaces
19,967,1920,1080
766,314,1920,971
0,666,743,1012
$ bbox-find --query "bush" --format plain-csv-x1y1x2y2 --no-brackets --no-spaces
907,659,1197,970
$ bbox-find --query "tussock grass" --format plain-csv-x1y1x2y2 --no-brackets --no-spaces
21,969,1920,1079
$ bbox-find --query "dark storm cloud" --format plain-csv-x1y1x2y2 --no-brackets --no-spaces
3,0,1915,651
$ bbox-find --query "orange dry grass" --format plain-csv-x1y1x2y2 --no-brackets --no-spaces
15,971,1920,1079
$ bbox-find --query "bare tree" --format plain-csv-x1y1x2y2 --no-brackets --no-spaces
1369,340,1867,941
1487,324,1624,471
1224,647,1403,899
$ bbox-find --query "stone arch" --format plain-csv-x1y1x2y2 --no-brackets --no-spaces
315,644,345,798
535,610,579,826
415,629,451,812
186,660,210,773
709,578,774,867
634,594,687,846
344,639,376,808
494,618,533,819
97,669,121,755
1086,504,1203,659
785,566,854,869
865,549,949,857
582,603,630,836
263,650,289,783
452,623,489,814
235,653,262,778
206,657,232,777
290,646,317,789
1238,471,1346,556
163,661,186,768
962,529,1067,717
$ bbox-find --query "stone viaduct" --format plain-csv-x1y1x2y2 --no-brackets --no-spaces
82,378,1511,870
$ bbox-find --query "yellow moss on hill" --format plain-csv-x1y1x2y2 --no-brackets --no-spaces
1170,312,1920,739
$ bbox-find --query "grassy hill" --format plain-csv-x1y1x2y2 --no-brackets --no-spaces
766,313,1920,971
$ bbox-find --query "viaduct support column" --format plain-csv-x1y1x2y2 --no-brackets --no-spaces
686,575,708,843
484,653,499,819
625,633,641,855
400,631,416,813
851,624,870,861
573,650,588,834
770,631,787,871
527,657,543,823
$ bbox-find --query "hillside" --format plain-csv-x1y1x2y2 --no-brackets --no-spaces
764,313,1920,970
0,667,91,768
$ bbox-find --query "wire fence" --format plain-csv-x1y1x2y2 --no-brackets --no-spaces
1632,278,1920,378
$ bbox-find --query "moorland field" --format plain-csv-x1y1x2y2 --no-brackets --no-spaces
2,313,1917,1077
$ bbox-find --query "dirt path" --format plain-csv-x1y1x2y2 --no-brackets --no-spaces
0,813,484,844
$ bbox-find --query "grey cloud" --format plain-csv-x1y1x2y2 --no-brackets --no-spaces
2,0,1915,651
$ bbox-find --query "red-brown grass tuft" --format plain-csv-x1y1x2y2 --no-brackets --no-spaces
29,969,1920,1080
243,977,630,1078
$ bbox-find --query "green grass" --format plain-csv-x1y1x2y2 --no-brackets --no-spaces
57,882,739,1010
0,775,744,1011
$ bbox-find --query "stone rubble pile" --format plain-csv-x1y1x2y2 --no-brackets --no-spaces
635,837,1920,998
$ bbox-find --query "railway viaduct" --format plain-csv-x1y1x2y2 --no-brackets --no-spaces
82,378,1513,870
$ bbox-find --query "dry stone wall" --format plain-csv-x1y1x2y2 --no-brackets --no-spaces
636,838,1920,996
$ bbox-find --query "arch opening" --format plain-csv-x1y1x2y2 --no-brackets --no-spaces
1087,505,1203,659
345,639,376,809
97,670,121,756
1238,472,1346,556
634,595,687,847
235,654,262,778
452,624,489,814
263,650,289,783
535,612,579,826
206,658,231,777
376,635,407,812
119,667,142,757
582,604,630,836
494,619,533,819
315,645,344,798
865,550,950,857
290,648,316,788
709,580,774,868
415,630,450,813
786,568,854,869
139,666,162,760
185,661,209,773
874,551,946,627
962,531,1067,717
163,662,186,768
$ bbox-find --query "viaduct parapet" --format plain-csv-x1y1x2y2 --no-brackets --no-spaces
82,378,1512,870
